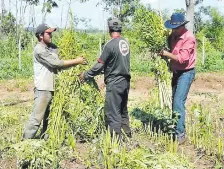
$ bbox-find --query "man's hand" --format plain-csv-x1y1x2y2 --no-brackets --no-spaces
159,50,179,62
159,50,167,56
63,56,88,67
162,50,170,56
76,56,88,65
79,72,85,83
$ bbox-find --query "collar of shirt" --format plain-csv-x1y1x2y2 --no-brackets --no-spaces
38,41,47,47
112,35,121,39
174,28,188,40
170,28,188,49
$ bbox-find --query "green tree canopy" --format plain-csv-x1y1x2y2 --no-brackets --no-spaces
101,0,140,22
0,11,16,36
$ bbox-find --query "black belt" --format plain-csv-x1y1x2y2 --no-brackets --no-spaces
173,68,195,74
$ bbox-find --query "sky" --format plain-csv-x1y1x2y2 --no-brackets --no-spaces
2,0,224,30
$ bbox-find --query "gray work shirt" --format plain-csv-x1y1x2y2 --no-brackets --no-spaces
33,42,64,91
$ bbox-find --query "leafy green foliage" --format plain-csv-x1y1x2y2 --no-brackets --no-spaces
42,0,58,14
132,5,172,110
195,7,224,72
42,29,105,168
130,96,177,134
0,35,17,59
10,29,105,168
0,35,33,80
14,140,57,169
88,130,193,169
0,11,16,35
0,104,31,158
187,103,224,160
1,3,224,168
202,8,224,52
101,0,140,22
133,5,167,53
196,31,224,72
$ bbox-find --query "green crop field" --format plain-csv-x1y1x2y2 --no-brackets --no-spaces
0,1,224,168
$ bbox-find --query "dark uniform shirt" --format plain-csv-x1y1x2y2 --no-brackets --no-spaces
84,37,131,84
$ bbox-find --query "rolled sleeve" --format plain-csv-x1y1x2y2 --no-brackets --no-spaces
36,50,64,69
175,39,195,64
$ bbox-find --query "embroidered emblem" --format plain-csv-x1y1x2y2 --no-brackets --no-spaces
119,40,129,56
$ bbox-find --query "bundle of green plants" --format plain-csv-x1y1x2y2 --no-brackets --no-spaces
133,5,172,111
133,5,167,54
47,29,104,148
14,28,104,168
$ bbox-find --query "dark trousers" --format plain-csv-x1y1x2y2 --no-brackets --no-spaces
104,79,131,137
172,69,195,136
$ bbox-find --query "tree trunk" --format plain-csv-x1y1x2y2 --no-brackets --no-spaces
18,33,22,70
65,0,72,29
42,0,46,23
1,0,5,23
119,0,123,21
185,0,195,33
60,4,64,28
16,0,18,37
9,0,11,13
32,4,36,29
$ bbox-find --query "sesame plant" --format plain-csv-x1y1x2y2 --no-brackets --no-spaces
133,5,172,112
13,25,105,168
187,103,224,163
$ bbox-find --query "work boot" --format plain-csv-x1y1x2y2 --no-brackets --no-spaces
177,133,186,145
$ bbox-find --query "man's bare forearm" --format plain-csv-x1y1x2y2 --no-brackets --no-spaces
162,50,179,62
63,56,87,68
63,59,79,67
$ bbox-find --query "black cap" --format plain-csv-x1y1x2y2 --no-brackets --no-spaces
108,18,122,32
35,23,56,35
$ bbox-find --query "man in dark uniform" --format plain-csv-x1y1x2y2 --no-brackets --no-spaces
80,18,131,138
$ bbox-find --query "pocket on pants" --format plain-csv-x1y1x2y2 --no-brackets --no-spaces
106,81,115,92
184,69,195,83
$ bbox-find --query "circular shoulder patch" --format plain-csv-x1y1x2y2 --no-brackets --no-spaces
119,40,129,56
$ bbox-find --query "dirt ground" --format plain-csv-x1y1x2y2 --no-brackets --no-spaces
0,72,224,169
2,72,224,107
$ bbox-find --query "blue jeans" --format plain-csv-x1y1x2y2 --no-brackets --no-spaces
172,69,195,136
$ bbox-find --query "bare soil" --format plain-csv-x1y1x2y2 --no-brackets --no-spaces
1,72,224,169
